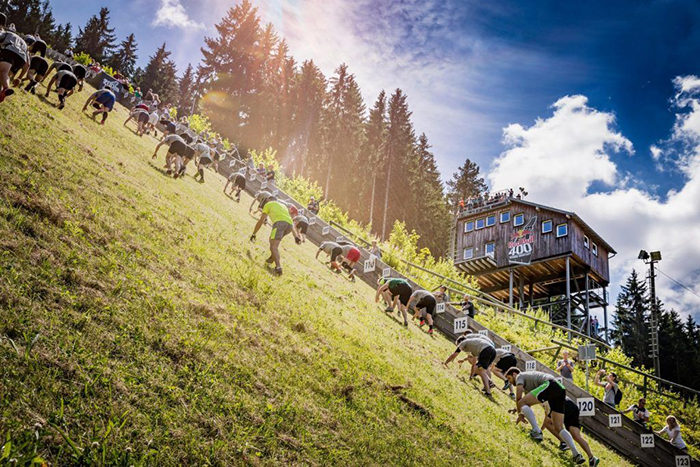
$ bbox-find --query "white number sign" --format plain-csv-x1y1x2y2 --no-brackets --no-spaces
261,181,268,190
478,329,489,336
577,397,595,417
676,456,691,466
525,360,537,371
454,316,469,334
299,209,304,215
336,236,344,243
501,345,512,352
322,226,330,235
640,434,654,448
382,268,391,279
228,160,236,167
436,303,446,314
272,189,279,196
309,217,316,225
608,414,622,428
249,173,256,181
363,259,376,273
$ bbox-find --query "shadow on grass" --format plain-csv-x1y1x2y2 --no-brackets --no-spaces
147,162,175,178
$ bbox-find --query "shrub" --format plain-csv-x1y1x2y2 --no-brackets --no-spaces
72,52,92,66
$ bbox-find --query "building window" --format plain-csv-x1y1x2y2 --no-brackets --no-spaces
583,236,590,249
592,243,598,256
514,214,525,227
556,223,568,238
500,211,510,223
476,218,485,229
542,220,553,234
486,215,496,227
485,242,495,256
465,221,474,233
464,247,474,260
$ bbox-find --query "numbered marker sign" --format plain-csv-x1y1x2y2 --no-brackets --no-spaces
577,397,595,417
608,414,622,428
249,173,256,181
676,455,691,467
228,160,236,167
454,316,469,334
309,217,316,225
501,345,512,352
436,303,446,314
299,208,305,215
478,329,489,336
382,268,391,279
640,434,655,448
322,226,330,235
261,181,268,190
272,189,279,196
363,259,376,273
336,236,344,243
525,360,536,371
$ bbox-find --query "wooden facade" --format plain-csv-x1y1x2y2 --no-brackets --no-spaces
451,198,616,339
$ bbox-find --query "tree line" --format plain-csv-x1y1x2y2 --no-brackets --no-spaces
613,269,700,390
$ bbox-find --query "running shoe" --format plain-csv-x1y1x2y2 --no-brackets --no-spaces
589,457,600,467
559,442,570,451
529,430,543,442
0,88,14,102
573,454,585,465
384,307,394,313
428,328,433,335
273,267,283,276
509,393,515,400
503,381,511,391
419,320,425,327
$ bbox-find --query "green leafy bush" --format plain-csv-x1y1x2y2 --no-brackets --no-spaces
72,52,92,66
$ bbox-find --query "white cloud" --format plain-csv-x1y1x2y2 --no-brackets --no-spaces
487,82,700,319
152,0,205,31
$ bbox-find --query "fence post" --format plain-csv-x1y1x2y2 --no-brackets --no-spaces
643,375,647,398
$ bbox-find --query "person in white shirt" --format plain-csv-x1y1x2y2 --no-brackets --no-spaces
656,415,687,451
622,397,650,428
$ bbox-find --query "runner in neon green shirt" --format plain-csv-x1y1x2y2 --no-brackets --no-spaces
250,199,300,275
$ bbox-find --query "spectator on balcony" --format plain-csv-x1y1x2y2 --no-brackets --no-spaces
656,416,687,451
459,198,465,210
556,351,575,380
622,398,650,429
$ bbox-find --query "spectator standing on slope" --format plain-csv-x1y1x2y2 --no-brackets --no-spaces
557,350,575,380
459,295,476,318
622,397,650,428
594,369,620,409
307,196,320,216
434,285,450,304
369,240,382,259
656,415,687,451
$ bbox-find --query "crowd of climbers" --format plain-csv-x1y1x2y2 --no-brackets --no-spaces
0,15,690,463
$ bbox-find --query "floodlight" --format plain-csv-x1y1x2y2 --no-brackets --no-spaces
638,250,649,261
650,251,662,261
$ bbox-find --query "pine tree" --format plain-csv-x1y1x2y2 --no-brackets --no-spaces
362,90,387,227
612,270,650,367
132,67,145,88
446,159,487,210
140,43,179,104
75,7,116,62
51,23,73,54
289,60,326,177
108,33,138,77
0,0,55,37
177,64,198,116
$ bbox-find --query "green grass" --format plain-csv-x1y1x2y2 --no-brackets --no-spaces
0,83,630,466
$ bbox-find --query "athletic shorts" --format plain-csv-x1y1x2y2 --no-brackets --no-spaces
183,145,195,160
0,49,26,73
31,41,47,57
563,399,580,430
346,247,361,263
270,221,292,240
96,93,115,111
296,222,308,235
58,74,77,91
199,156,212,166
416,295,437,316
138,112,149,123
73,66,87,80
330,246,343,263
233,175,246,189
57,63,72,72
136,104,149,111
531,380,567,415
29,56,48,76
390,282,413,306
165,122,177,133
476,346,497,369
212,150,221,161
168,140,188,157
495,353,517,373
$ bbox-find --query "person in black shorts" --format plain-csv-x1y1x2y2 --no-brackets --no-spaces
316,241,344,274
46,61,72,82
193,146,213,183
152,133,187,176
73,64,87,91
28,37,47,57
224,167,248,201
180,132,193,144
0,30,29,102
542,398,599,466
375,278,412,326
490,348,517,399
444,332,496,396
45,69,77,109
407,290,438,334
293,212,309,243
14,55,48,94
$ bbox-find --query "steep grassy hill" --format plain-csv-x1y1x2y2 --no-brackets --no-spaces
0,86,630,466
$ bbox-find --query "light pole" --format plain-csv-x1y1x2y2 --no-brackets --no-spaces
638,250,662,377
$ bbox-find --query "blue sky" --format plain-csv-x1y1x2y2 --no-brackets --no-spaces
48,0,700,318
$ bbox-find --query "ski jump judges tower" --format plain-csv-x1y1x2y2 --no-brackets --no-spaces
450,194,615,341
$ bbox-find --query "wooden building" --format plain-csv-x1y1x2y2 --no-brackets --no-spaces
450,196,616,341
